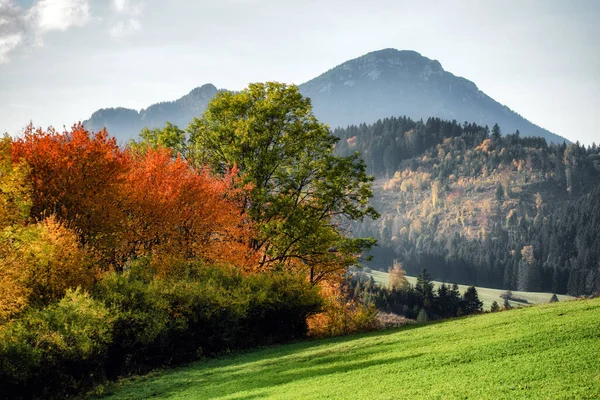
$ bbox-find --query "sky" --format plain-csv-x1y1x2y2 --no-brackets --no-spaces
0,0,599,144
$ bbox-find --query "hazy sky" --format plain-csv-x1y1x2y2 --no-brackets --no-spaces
1,0,599,144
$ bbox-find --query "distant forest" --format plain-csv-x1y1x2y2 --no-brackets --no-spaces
334,116,600,296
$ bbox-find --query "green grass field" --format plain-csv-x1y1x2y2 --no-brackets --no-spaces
96,298,600,399
366,269,575,311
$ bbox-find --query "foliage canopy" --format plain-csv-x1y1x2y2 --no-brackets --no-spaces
187,82,379,283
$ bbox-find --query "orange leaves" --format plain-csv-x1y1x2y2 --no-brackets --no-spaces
11,123,127,252
122,147,256,274
9,123,257,275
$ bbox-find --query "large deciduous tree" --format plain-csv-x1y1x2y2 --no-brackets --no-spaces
11,123,127,259
121,147,255,274
187,82,379,284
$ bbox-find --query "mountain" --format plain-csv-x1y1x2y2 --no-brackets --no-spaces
83,49,568,144
299,49,566,144
84,84,218,142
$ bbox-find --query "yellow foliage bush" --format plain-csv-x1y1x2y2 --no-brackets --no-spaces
307,283,378,338
0,217,97,321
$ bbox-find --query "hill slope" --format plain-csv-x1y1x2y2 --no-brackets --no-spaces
83,49,567,143
99,299,600,399
334,116,600,295
299,49,567,144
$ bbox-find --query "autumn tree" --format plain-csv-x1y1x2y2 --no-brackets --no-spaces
0,135,31,229
388,260,408,290
11,124,128,263
187,82,379,284
121,146,255,275
0,217,96,321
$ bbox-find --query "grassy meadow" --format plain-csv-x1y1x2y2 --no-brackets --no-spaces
366,269,575,310
96,298,600,399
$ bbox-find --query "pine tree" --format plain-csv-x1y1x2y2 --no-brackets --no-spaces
491,123,502,141
462,286,483,315
490,301,500,312
416,269,435,306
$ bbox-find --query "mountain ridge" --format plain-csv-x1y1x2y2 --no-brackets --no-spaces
298,49,566,144
83,49,568,144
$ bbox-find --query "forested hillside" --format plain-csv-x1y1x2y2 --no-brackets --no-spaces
334,117,600,295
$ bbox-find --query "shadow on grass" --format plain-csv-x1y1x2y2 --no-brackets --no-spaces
115,352,424,399
99,322,454,399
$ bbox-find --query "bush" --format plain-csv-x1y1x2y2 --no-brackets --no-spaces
96,265,322,374
0,289,112,399
0,217,97,321
307,285,378,338
0,262,323,398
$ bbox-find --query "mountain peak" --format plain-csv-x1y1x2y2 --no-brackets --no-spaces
84,49,567,144
298,49,567,143
188,83,218,98
309,48,446,87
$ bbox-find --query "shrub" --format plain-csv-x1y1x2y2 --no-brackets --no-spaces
95,263,322,375
307,284,377,338
0,261,324,398
0,217,97,321
491,301,500,312
0,289,112,398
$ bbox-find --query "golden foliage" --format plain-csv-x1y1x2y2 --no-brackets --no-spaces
307,282,378,338
0,135,31,229
0,217,97,321
388,260,408,290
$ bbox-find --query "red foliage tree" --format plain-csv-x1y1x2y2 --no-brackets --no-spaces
12,124,128,262
121,147,256,274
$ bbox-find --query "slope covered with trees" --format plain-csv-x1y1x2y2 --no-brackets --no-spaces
333,116,600,295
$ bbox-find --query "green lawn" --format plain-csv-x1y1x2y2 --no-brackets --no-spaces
367,269,575,311
96,298,600,399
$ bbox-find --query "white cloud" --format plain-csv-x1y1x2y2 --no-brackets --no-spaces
109,18,141,39
113,0,126,12
112,0,142,15
28,0,91,32
0,0,23,63
109,0,144,40
0,32,21,63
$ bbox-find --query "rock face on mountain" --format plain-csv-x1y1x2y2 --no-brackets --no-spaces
83,49,567,143
298,49,566,144
84,84,218,142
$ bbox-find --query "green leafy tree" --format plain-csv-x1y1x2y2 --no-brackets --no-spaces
130,122,187,156
187,82,379,283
